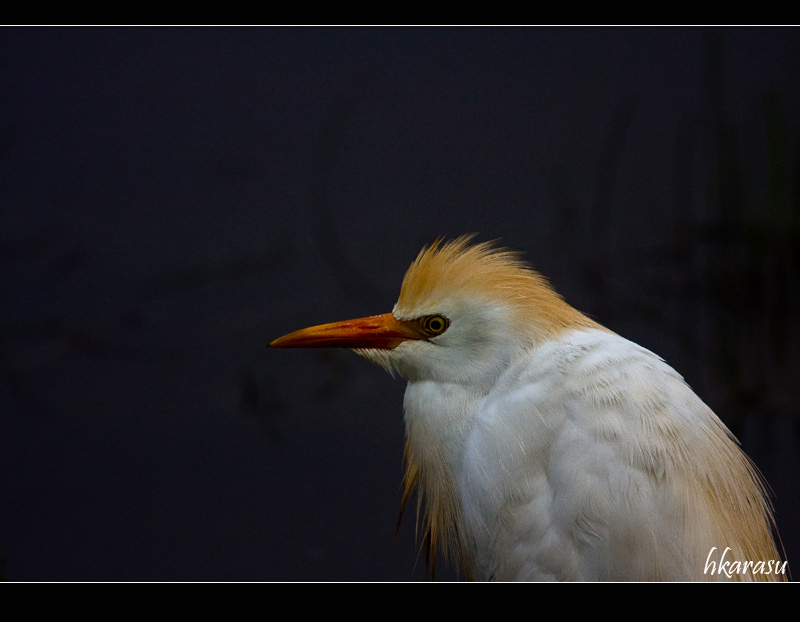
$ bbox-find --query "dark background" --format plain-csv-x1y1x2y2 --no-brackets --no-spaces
1,27,798,581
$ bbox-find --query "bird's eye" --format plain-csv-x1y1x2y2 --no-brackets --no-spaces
421,314,450,336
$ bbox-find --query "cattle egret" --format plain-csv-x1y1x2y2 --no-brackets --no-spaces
270,236,786,581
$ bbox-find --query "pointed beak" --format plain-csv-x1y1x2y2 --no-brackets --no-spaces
269,313,425,350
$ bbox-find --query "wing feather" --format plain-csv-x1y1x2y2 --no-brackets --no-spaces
459,329,784,581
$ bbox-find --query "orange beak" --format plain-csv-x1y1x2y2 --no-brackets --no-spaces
269,313,426,350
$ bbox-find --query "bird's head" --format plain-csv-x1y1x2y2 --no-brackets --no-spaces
270,236,595,388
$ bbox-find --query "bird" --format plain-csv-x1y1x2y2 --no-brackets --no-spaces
270,235,786,581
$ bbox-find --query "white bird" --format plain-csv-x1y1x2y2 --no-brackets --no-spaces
270,236,786,581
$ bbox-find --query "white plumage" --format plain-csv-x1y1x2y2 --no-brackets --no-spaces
271,236,785,581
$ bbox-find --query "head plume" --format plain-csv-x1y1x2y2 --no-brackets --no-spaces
394,235,597,342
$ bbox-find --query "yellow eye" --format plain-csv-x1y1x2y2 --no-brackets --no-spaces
421,314,450,336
